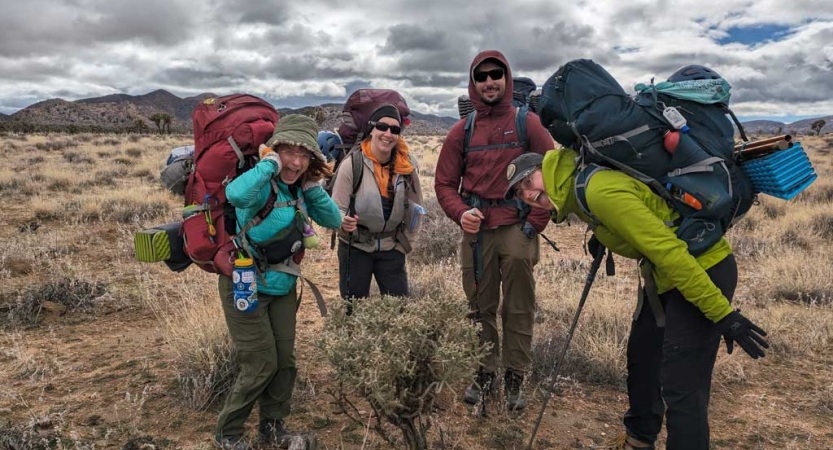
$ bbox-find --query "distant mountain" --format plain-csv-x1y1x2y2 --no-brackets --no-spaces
278,105,457,136
4,91,458,135
740,115,832,136
7,90,216,132
7,89,826,137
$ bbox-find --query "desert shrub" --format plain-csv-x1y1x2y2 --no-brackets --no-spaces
99,198,170,223
319,294,483,449
810,212,833,239
0,413,89,450
761,202,785,219
138,273,237,410
128,134,142,143
62,151,94,164
796,184,833,204
531,298,630,388
125,147,142,158
409,197,460,266
3,277,106,328
819,383,833,414
34,140,79,152
778,229,810,250
26,155,45,165
750,251,833,305
114,157,134,166
95,137,121,146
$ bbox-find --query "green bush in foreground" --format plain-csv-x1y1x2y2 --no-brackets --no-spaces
318,294,484,450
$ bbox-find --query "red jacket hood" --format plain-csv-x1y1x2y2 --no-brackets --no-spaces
468,50,514,116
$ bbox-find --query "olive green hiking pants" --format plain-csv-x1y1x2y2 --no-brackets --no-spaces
215,275,298,439
461,224,539,375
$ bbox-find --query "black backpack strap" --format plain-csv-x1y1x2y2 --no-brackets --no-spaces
515,105,529,152
348,151,364,216
574,164,606,229
722,105,749,143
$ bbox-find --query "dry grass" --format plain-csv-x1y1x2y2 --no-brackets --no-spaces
0,133,831,448
137,271,237,410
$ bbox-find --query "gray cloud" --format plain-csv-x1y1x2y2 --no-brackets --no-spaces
0,0,831,119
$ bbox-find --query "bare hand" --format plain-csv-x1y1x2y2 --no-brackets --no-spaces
460,208,484,234
342,214,359,233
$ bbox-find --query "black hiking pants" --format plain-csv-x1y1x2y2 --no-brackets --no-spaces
337,242,408,300
624,255,737,450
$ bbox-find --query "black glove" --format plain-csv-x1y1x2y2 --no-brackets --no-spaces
716,310,769,359
521,221,537,239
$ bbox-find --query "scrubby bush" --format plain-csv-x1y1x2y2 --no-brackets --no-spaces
4,278,106,328
319,294,483,449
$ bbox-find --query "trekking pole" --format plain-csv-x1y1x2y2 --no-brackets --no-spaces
344,191,357,306
526,245,606,450
469,227,487,417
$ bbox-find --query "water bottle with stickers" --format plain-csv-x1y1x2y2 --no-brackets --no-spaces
232,257,258,313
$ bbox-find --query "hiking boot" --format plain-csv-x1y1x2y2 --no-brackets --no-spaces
599,433,655,449
504,371,526,411
213,435,252,450
258,419,290,446
464,370,495,405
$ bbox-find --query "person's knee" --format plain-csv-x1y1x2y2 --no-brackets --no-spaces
274,338,296,371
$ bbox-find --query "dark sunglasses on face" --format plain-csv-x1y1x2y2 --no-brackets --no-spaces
473,68,505,83
371,121,402,135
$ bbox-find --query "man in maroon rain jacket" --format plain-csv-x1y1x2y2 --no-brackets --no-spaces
435,50,554,411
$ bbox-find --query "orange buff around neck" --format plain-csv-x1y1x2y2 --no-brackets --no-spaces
361,139,414,198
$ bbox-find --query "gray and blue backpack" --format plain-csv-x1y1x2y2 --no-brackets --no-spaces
538,59,756,256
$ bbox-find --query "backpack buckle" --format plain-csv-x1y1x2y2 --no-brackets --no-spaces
222,176,232,186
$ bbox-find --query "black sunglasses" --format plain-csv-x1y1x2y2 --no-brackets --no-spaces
473,68,505,83
371,121,402,135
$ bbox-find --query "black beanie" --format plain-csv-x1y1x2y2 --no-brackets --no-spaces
369,104,401,125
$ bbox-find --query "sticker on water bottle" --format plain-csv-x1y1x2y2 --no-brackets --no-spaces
236,298,250,311
241,271,255,283
232,271,240,283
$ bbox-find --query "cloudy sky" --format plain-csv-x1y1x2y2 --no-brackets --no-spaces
1,0,832,122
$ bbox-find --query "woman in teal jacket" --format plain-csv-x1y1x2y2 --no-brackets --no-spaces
214,115,341,450
505,150,768,450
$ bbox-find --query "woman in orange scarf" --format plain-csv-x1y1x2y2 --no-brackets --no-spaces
330,104,424,309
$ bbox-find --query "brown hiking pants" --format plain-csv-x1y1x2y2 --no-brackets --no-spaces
461,224,539,374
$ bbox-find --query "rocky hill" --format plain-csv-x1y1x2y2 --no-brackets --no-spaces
741,115,832,136
278,104,459,136
2,91,459,135
0,112,9,122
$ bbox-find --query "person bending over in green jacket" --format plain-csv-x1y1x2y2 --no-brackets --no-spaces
504,150,768,450
215,115,342,450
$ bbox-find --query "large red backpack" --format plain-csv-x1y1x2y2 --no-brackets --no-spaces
182,94,279,276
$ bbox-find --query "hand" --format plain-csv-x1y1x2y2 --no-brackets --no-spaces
717,310,769,359
342,214,359,233
259,144,281,170
521,221,537,239
302,180,321,191
460,208,484,234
